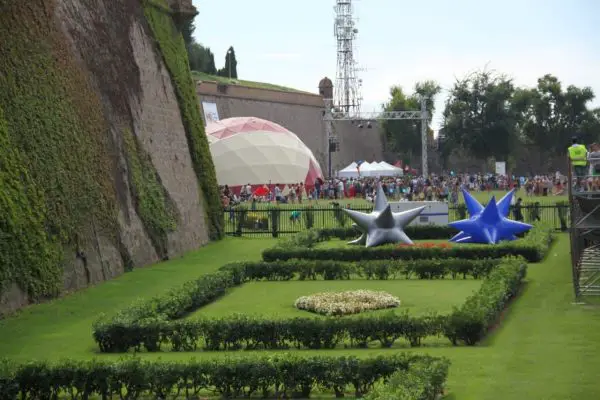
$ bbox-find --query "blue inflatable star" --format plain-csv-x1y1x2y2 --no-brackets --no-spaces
449,189,532,244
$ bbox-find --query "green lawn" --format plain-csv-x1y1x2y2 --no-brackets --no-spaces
243,189,566,210
192,279,480,319
1,235,600,399
0,237,276,361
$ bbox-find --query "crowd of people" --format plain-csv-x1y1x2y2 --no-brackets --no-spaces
216,136,600,208
219,172,568,208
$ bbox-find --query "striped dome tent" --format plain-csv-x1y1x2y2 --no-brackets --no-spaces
206,117,323,194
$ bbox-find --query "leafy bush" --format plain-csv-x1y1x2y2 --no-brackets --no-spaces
240,211,269,230
365,359,451,400
314,225,457,243
92,257,527,352
93,270,241,352
219,258,503,281
263,225,554,263
444,257,527,345
0,354,447,399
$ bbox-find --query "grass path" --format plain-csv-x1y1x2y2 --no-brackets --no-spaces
437,235,600,399
1,235,600,399
0,237,275,360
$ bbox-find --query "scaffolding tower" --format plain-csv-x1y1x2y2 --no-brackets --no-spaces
568,158,600,300
333,0,362,117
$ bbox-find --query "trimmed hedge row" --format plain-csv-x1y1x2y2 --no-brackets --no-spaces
366,359,451,400
219,258,504,281
318,226,458,241
0,354,449,399
275,225,457,249
263,224,554,263
93,257,526,352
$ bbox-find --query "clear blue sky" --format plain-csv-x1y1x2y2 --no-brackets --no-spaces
192,0,600,130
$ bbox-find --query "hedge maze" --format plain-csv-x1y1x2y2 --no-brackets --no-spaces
0,224,553,398
63,225,553,398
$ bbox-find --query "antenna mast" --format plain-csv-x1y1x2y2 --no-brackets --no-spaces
334,0,362,117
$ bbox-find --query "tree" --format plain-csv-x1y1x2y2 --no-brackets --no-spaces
181,19,195,48
514,74,599,159
188,43,217,74
381,81,441,166
217,46,238,79
442,70,518,163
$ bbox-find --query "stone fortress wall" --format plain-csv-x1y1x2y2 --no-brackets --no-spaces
196,80,384,175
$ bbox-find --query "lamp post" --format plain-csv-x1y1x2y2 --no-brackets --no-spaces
227,49,232,79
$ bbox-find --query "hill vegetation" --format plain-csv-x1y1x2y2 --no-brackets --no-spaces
182,19,307,93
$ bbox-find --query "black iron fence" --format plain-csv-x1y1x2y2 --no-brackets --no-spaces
223,203,570,237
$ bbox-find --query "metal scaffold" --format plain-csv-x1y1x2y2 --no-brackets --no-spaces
568,158,600,300
324,0,430,179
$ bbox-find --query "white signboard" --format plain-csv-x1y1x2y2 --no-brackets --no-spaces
389,201,449,226
495,161,506,176
202,102,219,125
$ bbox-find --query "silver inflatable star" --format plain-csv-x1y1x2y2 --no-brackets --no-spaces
345,183,425,247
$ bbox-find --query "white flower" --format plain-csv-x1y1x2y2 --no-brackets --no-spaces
294,290,400,316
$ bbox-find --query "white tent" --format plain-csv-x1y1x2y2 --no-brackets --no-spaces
357,162,378,177
377,161,404,176
338,162,360,178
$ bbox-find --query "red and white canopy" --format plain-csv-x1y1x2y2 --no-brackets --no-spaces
206,117,323,194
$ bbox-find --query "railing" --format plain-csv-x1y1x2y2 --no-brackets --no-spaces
223,203,570,237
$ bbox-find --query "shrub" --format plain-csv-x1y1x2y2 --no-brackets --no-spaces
365,359,451,400
218,258,503,281
93,256,527,352
444,256,527,345
241,211,269,230
0,354,447,399
263,225,554,263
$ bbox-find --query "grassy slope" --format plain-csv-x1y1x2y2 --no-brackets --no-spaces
0,237,274,360
191,70,311,94
0,235,599,399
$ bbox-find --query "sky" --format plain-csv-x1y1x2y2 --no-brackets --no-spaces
192,0,600,131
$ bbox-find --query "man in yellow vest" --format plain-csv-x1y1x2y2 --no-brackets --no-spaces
568,137,588,189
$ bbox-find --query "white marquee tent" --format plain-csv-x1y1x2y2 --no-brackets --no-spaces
337,161,403,178
377,161,404,176
338,162,359,178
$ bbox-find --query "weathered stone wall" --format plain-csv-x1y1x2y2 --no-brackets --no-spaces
0,0,217,315
196,81,384,174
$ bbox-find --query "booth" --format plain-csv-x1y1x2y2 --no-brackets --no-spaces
389,201,449,226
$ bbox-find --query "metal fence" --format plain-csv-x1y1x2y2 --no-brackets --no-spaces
223,204,570,237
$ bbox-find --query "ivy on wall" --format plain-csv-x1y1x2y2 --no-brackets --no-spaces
123,129,177,259
142,0,224,240
0,0,117,300
0,106,62,300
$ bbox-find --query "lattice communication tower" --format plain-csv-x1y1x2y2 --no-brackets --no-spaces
334,0,362,116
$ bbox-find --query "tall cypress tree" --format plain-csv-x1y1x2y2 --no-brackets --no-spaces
222,46,238,79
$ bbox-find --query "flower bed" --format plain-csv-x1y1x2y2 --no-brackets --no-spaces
295,290,401,316
398,242,453,249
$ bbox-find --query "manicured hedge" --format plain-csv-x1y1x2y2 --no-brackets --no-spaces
93,257,527,352
0,354,448,399
263,224,554,263
275,225,457,249
318,225,459,241
220,258,504,281
366,358,451,400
